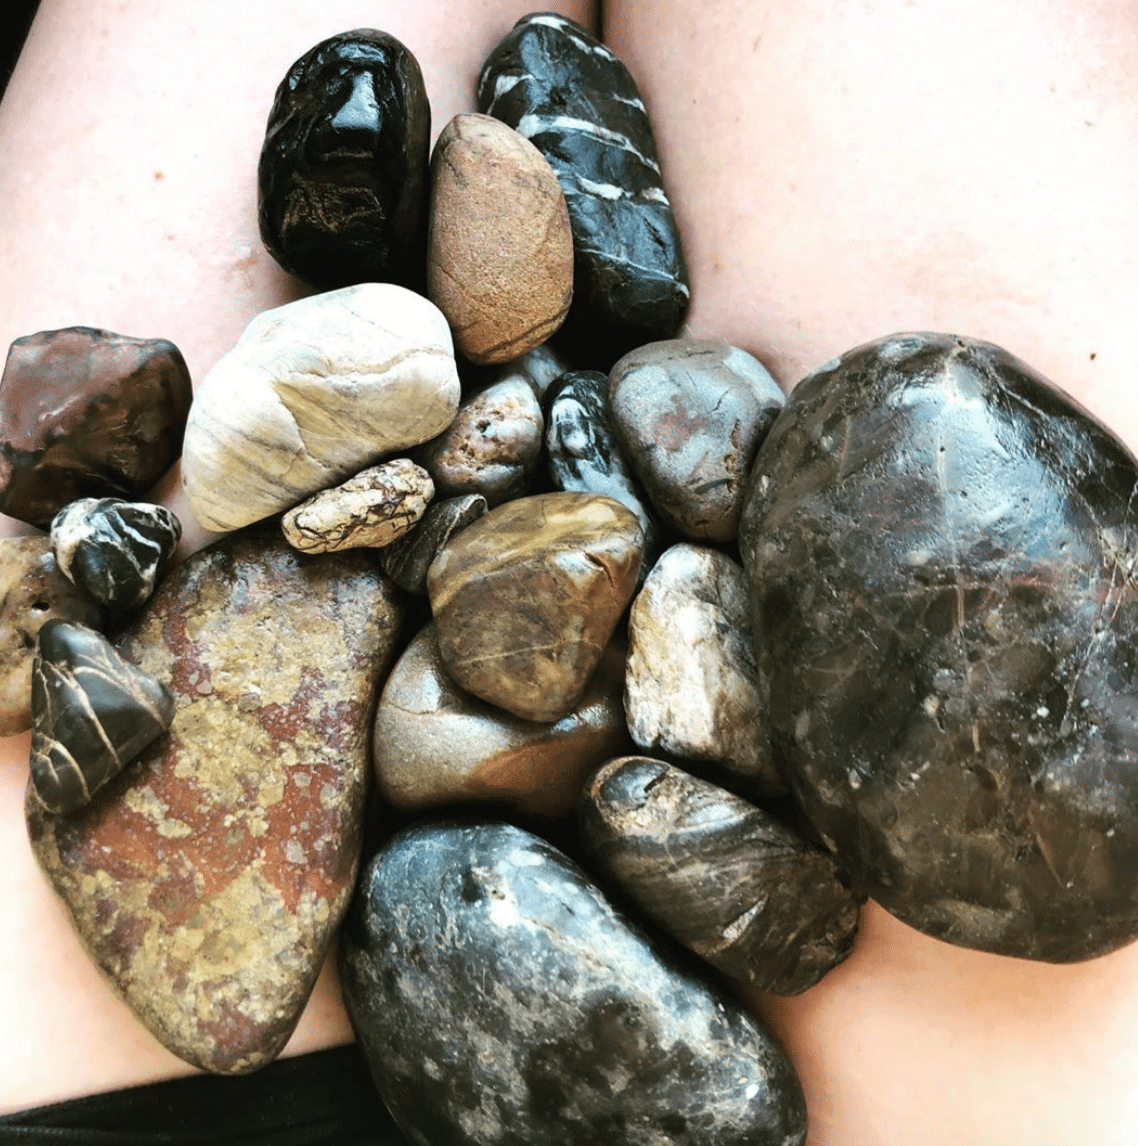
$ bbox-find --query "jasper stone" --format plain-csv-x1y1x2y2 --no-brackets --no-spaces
0,327,193,527
478,13,689,367
258,29,431,290
26,531,404,1072
51,497,182,614
340,819,807,1146
413,376,543,507
0,535,103,736
379,493,488,595
739,331,1138,962
610,340,785,542
626,544,784,797
428,113,573,364
182,284,459,532
29,620,174,814
580,758,860,994
427,492,643,722
281,459,434,554
373,623,632,818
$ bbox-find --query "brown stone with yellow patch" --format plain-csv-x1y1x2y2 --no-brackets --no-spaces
26,530,404,1074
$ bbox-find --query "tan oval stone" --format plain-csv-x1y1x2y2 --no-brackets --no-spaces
427,113,573,364
427,491,643,722
373,623,632,818
182,283,459,532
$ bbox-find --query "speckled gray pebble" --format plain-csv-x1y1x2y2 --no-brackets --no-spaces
378,493,488,594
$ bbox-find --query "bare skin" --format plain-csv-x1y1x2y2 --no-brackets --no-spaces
3,1,1138,1142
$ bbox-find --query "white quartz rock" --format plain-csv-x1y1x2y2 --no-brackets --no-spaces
182,283,460,532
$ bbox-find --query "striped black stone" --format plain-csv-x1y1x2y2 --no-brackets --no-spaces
478,13,689,367
378,493,488,595
29,620,174,814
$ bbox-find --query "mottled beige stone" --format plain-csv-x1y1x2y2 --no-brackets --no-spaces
182,283,459,532
281,459,434,554
427,491,643,722
427,113,573,364
625,544,785,796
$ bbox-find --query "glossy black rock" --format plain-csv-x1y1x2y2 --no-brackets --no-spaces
340,819,806,1146
258,30,431,290
738,331,1138,962
580,758,860,994
29,620,174,814
379,493,488,594
478,13,688,367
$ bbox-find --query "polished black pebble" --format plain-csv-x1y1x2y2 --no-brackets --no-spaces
478,13,689,367
379,493,488,594
580,758,860,994
51,497,181,614
29,620,174,814
544,369,663,575
258,30,431,290
340,819,806,1146
739,331,1138,962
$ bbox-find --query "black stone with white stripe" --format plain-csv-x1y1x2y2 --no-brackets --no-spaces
51,497,181,614
478,13,689,367
29,620,174,814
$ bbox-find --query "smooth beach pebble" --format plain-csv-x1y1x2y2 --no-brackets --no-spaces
378,493,488,595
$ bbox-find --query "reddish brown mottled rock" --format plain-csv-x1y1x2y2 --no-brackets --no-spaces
373,623,632,818
0,327,193,526
427,113,573,364
427,491,643,722
0,535,103,736
26,531,404,1073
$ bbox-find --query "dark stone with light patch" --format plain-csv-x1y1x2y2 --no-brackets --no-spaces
340,819,807,1146
378,493,488,594
258,29,431,290
580,758,859,994
51,497,182,614
738,331,1138,962
26,530,404,1072
0,327,192,527
29,620,174,814
478,13,688,368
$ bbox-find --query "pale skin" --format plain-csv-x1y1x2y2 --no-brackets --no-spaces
2,1,1138,1142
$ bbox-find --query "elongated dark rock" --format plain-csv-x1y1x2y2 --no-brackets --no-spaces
378,493,488,594
29,620,174,814
478,13,689,367
738,331,1138,962
258,29,431,290
340,819,807,1146
580,758,859,994
51,497,181,614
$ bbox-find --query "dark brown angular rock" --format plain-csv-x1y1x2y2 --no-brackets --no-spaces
26,531,404,1072
580,758,860,994
739,331,1138,962
29,620,174,814
258,29,431,290
0,327,193,526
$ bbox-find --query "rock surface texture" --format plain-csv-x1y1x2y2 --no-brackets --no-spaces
427,491,643,722
739,331,1138,961
29,620,174,814
181,284,459,532
0,327,192,527
378,493,488,594
26,531,404,1072
580,758,860,994
478,12,689,367
258,29,431,290
340,819,807,1146
0,535,103,736
625,544,784,796
609,339,785,542
428,113,573,364
51,497,182,614
373,624,631,818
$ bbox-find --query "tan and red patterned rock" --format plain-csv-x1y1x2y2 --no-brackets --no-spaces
26,530,404,1074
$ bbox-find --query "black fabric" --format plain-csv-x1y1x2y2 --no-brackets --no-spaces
0,1044,412,1146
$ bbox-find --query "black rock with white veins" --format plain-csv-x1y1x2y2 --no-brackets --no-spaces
378,493,489,595
478,13,689,367
51,497,181,614
29,619,174,814
340,818,806,1146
